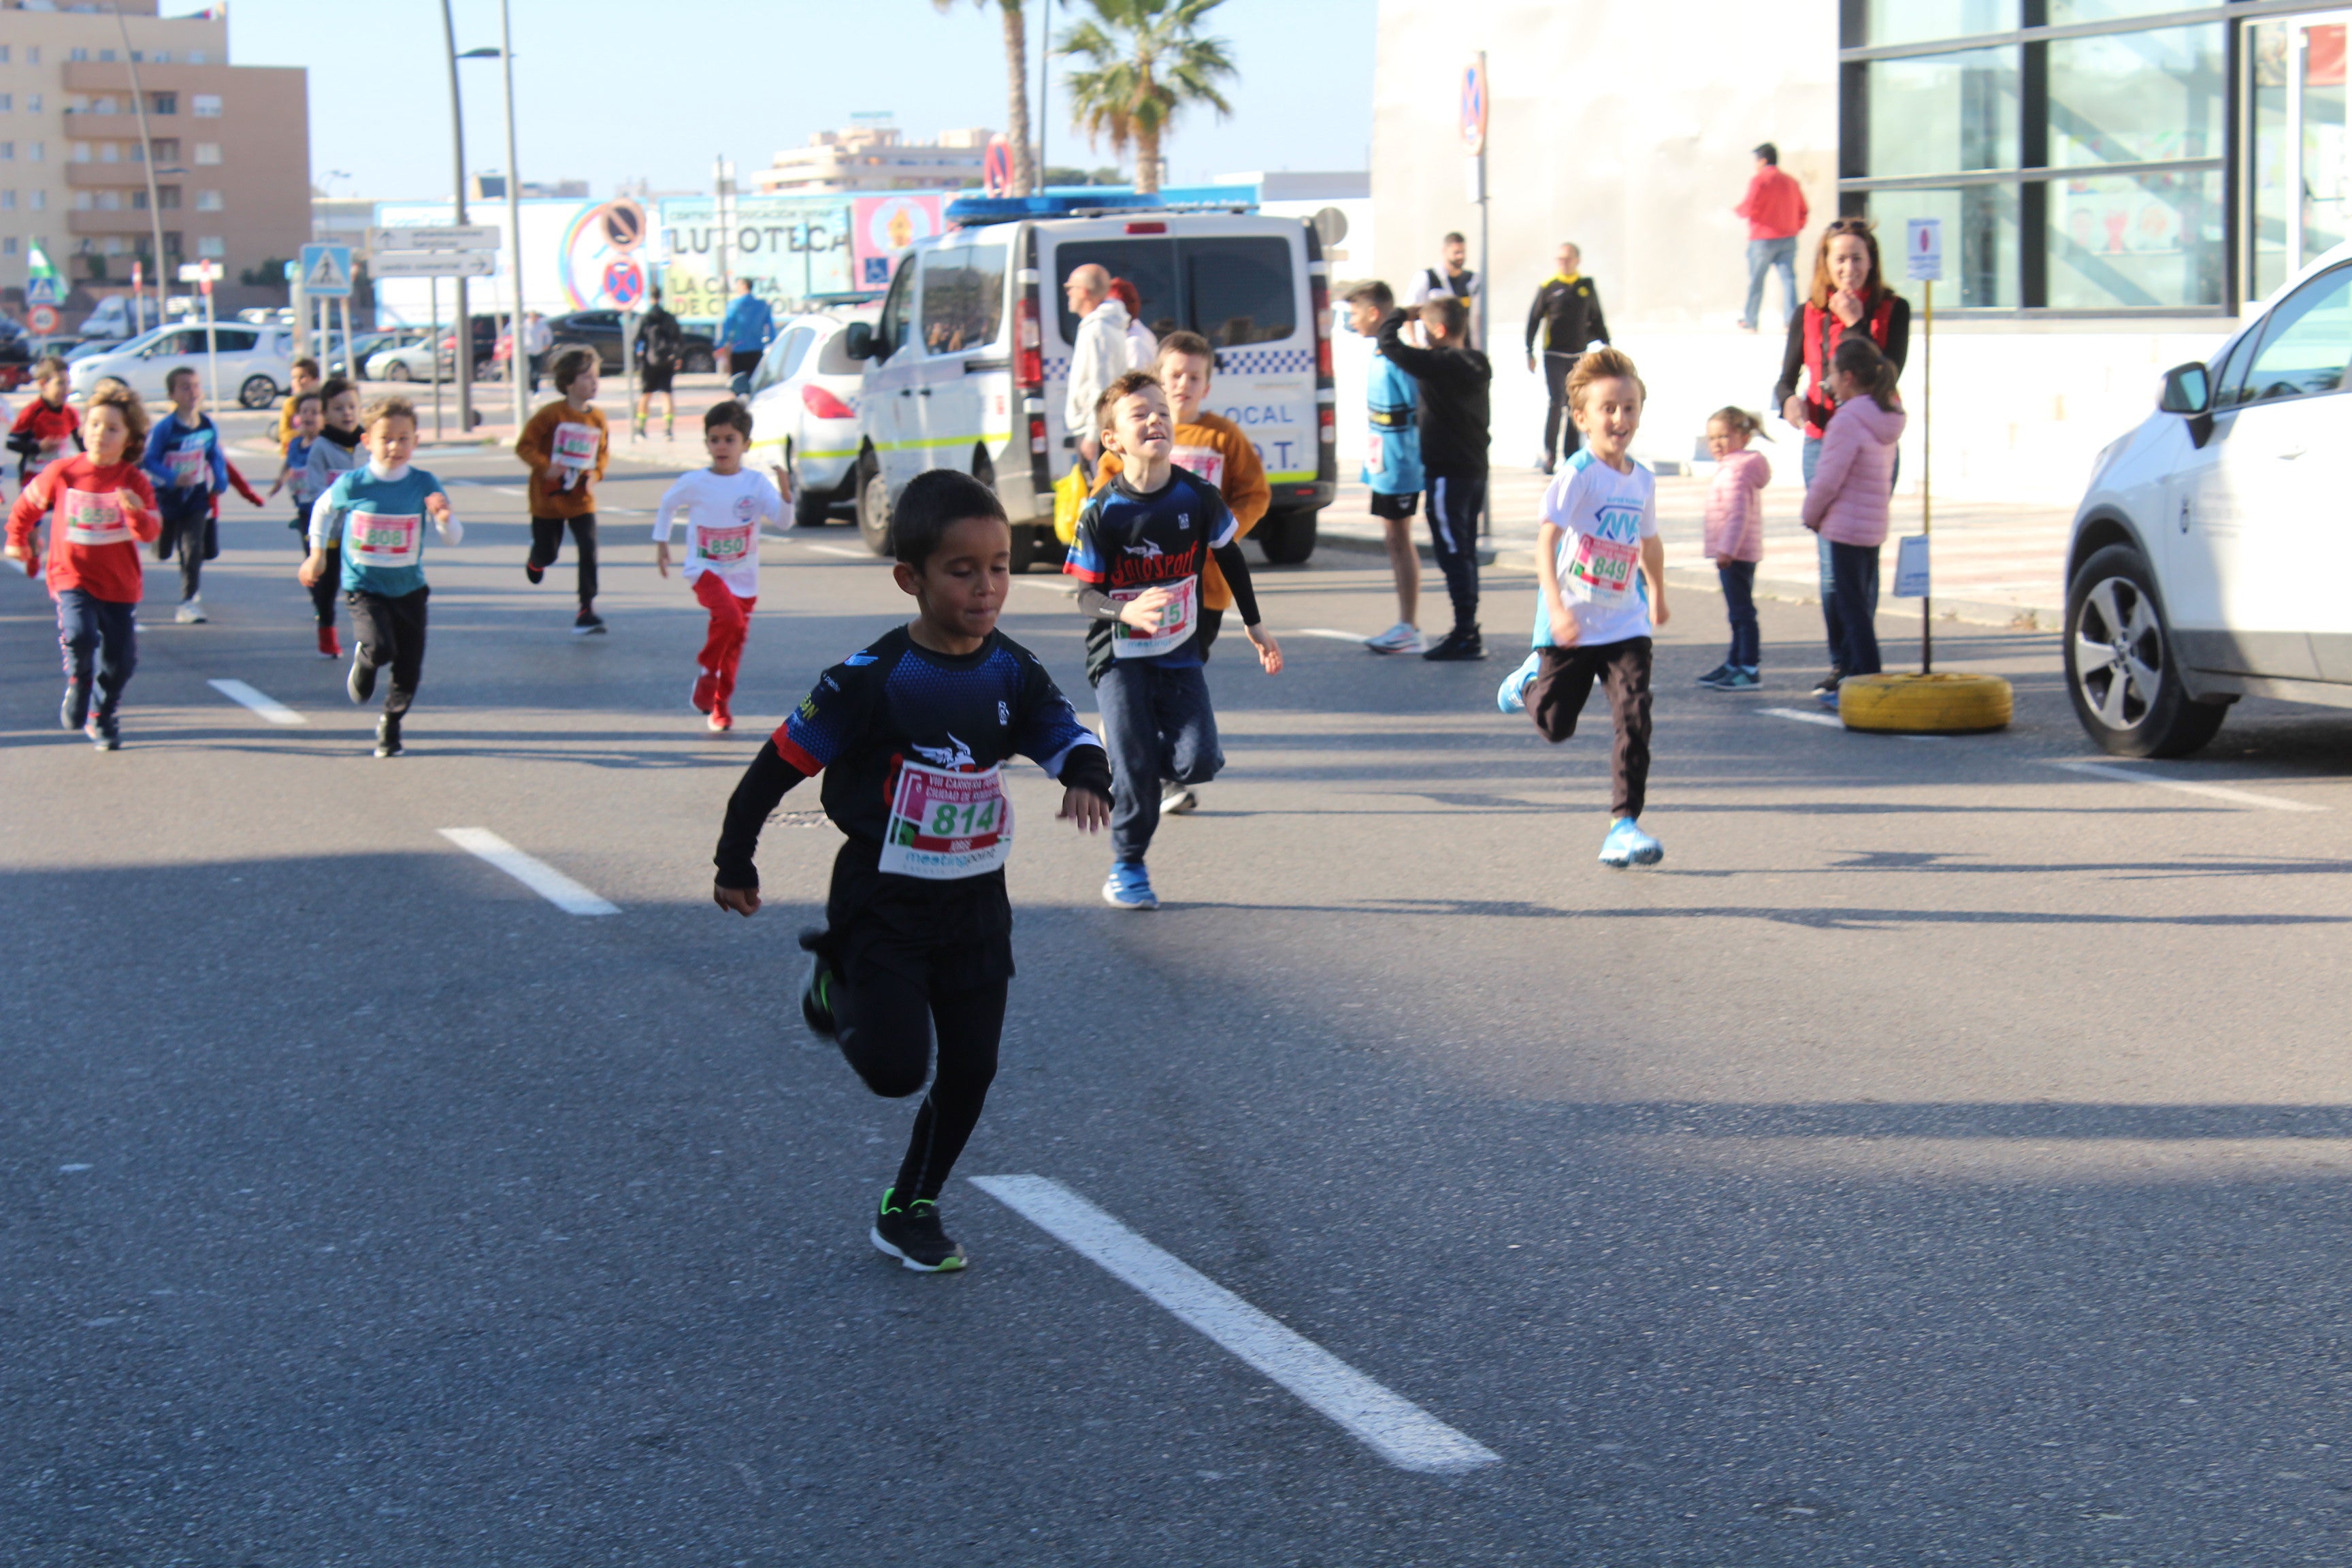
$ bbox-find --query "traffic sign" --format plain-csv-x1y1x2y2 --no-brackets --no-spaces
299,244,354,297
1893,534,1931,598
176,260,221,282
1460,54,1488,156
602,257,645,308
26,304,59,334
368,250,494,280
24,275,60,306
983,136,1013,197
365,225,500,254
1905,217,1944,282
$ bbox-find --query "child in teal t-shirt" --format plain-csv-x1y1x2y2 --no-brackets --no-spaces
300,396,461,758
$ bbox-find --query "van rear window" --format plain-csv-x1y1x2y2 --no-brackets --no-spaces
1055,237,1296,350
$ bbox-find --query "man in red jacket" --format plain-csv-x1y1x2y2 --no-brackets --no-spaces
1736,142,1809,333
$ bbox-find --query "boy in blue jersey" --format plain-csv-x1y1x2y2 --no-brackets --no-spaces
1345,282,1427,654
142,365,228,624
1066,370,1284,911
1497,348,1671,868
710,470,1113,1273
299,396,462,758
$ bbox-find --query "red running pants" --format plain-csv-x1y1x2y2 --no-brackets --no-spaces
691,572,756,721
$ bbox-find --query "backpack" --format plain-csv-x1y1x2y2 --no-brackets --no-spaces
639,310,680,370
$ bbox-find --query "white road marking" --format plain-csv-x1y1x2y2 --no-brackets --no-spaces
1761,706,1844,729
803,543,873,560
207,679,306,725
603,506,644,516
2043,759,2322,813
971,1174,1501,1476
494,486,532,498
436,828,622,915
1295,627,1374,642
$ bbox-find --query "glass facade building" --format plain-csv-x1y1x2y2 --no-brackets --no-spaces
1842,1,2347,313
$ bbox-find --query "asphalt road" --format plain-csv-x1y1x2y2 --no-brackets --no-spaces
7,449,2352,1567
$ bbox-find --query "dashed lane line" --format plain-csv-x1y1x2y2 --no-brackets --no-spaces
207,679,306,725
2043,759,2323,813
1294,627,1374,643
436,828,621,915
970,1174,1501,1477
1761,706,1843,729
801,543,874,560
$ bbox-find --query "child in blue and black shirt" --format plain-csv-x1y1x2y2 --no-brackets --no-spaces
1066,370,1282,911
1346,280,1428,654
301,395,461,758
142,363,227,623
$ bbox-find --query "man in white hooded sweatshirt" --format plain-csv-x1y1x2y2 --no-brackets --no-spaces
1063,263,1141,471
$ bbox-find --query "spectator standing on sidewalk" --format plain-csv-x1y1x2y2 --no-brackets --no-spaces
1377,294,1491,662
1523,243,1610,475
1062,263,1142,471
1107,277,1159,366
1409,232,1480,348
635,288,683,442
1345,280,1427,655
718,280,776,382
522,312,553,394
1772,218,1910,700
1799,336,1906,704
1737,144,1810,333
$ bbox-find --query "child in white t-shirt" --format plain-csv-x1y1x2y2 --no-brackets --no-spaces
1497,346,1671,868
653,399,785,732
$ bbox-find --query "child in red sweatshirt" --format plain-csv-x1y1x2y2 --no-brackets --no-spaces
3,380,160,750
7,355,82,486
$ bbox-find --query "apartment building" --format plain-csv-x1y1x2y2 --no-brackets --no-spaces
0,0,306,294
753,124,993,196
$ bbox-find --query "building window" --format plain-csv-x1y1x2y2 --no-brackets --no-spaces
27,96,41,114
1843,10,2229,312
71,190,91,210
100,142,119,163
131,189,146,208
30,189,44,210
91,95,117,114
193,142,220,165
2,239,14,257
69,142,89,163
97,50,116,63
0,144,11,161
0,48,10,64
192,94,223,118
188,51,208,65
197,235,223,258
157,186,179,209
1,191,12,210
195,189,221,211
150,93,176,116
152,138,178,163
26,48,39,66
97,190,120,211
0,95,12,114
29,142,44,163
69,49,89,64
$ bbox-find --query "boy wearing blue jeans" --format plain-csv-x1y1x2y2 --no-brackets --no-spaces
1066,370,1284,910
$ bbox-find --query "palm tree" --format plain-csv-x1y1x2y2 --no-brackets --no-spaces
1057,0,1237,196
934,0,1037,196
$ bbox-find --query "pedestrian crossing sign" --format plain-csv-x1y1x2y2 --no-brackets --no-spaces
299,243,353,297
24,274,59,306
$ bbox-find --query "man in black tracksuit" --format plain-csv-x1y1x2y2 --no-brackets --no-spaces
1377,296,1491,662
1524,243,1611,474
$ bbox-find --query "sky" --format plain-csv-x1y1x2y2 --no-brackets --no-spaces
207,0,1376,201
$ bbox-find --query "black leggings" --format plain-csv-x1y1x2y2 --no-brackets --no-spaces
346,586,428,716
528,512,598,605
836,968,1007,1203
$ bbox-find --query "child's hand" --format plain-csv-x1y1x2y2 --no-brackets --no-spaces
1117,587,1172,632
655,540,672,579
268,474,285,497
425,492,453,524
297,550,323,588
1245,623,1284,674
1547,602,1582,647
713,882,761,917
1650,595,1671,629
772,464,794,502
1057,787,1112,833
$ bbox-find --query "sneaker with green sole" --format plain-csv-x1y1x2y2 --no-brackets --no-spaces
870,1189,966,1272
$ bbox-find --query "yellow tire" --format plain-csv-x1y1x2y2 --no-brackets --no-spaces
1838,672,2013,734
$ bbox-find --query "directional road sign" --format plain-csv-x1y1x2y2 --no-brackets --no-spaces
365,225,500,254
299,244,354,297
367,251,495,280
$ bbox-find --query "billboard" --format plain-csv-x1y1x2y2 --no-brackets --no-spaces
655,195,854,319
370,198,662,323
851,194,945,289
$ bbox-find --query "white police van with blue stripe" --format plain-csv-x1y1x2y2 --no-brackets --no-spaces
840,194,1338,571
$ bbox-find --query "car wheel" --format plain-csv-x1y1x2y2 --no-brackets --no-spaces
1255,507,1319,565
2064,542,2228,758
856,462,892,555
238,374,277,410
385,361,412,382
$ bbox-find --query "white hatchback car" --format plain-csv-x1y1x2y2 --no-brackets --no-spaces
745,312,868,528
2066,242,2352,757
67,321,295,409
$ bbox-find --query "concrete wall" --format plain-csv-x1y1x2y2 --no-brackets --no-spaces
1369,0,2242,507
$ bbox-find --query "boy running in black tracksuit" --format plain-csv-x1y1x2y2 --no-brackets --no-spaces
1377,295,1492,661
712,470,1113,1273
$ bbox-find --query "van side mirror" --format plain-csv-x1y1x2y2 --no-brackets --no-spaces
2158,361,2212,416
844,321,875,361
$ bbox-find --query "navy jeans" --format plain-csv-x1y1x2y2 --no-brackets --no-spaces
1095,657,1222,864
1424,472,1484,633
56,588,137,721
1802,431,1900,675
1744,236,1799,329
1717,559,1760,668
1828,541,1882,676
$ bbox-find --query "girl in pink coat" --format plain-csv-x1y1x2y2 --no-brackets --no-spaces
1800,335,1906,698
1699,406,1771,690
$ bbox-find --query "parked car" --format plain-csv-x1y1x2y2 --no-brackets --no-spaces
2064,239,2352,758
837,195,1337,569
367,315,501,382
0,315,31,389
340,327,431,380
539,310,718,376
745,312,870,527
67,321,295,408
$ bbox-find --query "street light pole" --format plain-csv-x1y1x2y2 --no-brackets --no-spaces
438,0,474,433
496,0,526,434
109,1,169,331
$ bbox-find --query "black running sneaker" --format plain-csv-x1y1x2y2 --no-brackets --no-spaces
60,680,88,732
348,653,377,705
573,607,607,636
1422,625,1487,662
1811,670,1844,699
374,713,403,758
870,1189,966,1273
85,713,119,752
525,561,544,585
800,952,839,1039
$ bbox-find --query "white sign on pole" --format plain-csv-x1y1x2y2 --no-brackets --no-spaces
24,275,61,306
176,261,222,284
1905,218,1944,282
1893,534,1931,598
299,243,355,297
365,225,500,254
368,251,496,280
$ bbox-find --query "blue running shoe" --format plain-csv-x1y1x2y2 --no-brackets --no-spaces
1599,817,1664,868
1695,662,1732,686
1102,861,1159,911
1702,666,1761,691
1497,651,1541,714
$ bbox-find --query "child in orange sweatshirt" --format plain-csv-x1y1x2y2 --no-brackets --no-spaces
514,344,610,633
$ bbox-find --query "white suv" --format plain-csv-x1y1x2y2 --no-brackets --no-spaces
2065,242,2352,757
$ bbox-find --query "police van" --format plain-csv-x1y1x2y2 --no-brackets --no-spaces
840,195,1338,571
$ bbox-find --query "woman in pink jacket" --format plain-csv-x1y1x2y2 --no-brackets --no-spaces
1799,336,1906,700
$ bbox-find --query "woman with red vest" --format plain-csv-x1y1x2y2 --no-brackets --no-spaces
1772,217,1910,698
